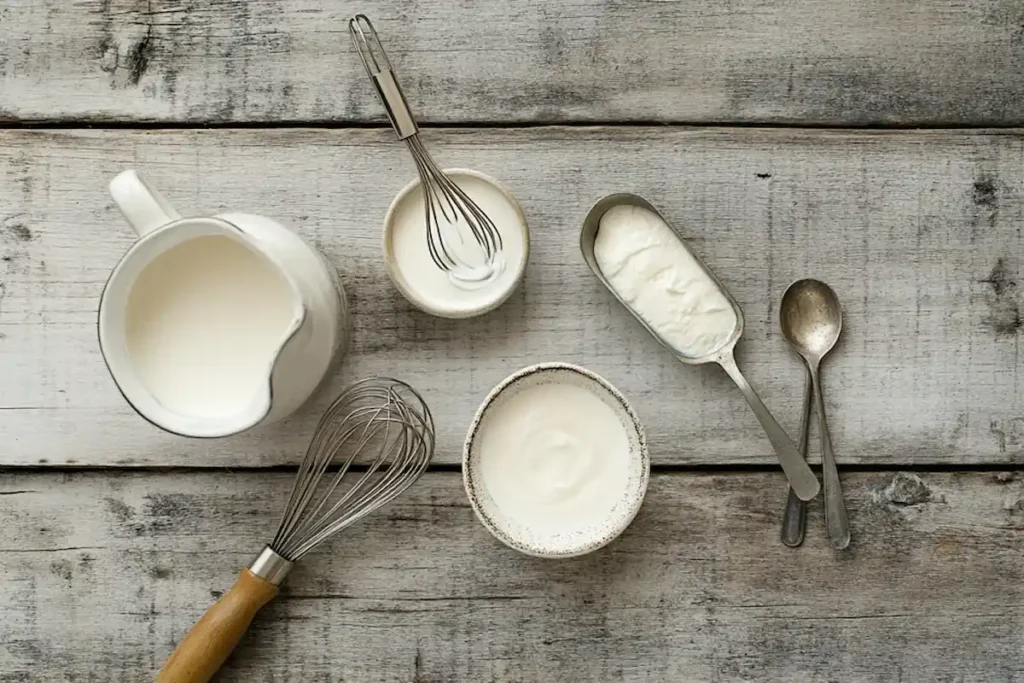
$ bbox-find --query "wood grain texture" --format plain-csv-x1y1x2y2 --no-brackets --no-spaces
1,0,1023,125
3,127,1024,467
0,470,1020,682
156,569,280,683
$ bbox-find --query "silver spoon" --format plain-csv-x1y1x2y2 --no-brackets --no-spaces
579,194,820,501
779,279,850,549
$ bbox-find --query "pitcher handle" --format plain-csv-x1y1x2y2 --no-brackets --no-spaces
109,170,181,237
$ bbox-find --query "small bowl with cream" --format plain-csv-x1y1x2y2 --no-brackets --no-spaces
383,169,529,318
463,363,649,558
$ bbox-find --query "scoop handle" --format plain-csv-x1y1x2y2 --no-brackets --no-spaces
156,569,279,683
718,351,821,501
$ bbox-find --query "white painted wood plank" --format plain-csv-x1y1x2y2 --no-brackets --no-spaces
0,0,1022,125
0,470,1020,681
2,127,1024,467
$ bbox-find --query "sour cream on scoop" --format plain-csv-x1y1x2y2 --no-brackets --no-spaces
595,204,738,359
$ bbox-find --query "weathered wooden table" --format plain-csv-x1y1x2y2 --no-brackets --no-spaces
2,2,1023,681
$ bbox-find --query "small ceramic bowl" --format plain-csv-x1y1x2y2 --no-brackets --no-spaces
382,168,529,319
463,362,649,558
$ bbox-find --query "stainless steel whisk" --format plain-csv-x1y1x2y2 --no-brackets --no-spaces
157,377,435,683
349,14,503,276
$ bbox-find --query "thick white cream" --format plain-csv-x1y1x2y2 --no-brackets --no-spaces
595,204,738,358
475,380,633,548
387,172,527,316
125,235,296,419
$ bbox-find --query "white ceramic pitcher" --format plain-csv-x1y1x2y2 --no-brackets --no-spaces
98,170,348,438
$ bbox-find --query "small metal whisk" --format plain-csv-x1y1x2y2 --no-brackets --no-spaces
157,377,434,683
349,14,503,278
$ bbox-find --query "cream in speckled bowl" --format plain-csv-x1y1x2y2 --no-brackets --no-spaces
463,363,649,558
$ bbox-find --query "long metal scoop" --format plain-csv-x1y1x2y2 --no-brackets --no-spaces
580,193,820,501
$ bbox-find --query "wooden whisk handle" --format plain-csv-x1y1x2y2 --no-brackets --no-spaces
156,569,279,683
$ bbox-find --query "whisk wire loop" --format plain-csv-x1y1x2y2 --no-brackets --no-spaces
270,378,434,561
282,406,391,545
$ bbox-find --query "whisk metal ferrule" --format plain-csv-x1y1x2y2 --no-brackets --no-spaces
249,546,294,586
349,14,419,140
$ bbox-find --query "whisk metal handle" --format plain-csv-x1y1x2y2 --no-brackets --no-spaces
156,548,292,683
373,69,418,139
349,14,419,140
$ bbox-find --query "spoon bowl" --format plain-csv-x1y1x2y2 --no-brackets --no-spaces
780,279,843,362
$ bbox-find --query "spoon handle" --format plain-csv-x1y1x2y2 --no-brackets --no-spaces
810,367,851,549
780,369,813,547
718,352,820,501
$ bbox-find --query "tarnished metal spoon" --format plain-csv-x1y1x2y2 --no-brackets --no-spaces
780,279,850,549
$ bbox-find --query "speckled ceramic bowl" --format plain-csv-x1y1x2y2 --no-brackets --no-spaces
463,362,649,558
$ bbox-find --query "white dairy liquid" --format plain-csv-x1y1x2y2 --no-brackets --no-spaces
476,381,633,547
124,235,296,418
388,173,527,315
595,204,738,358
